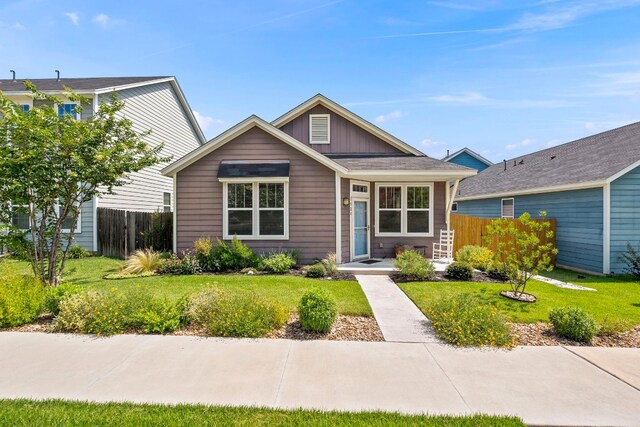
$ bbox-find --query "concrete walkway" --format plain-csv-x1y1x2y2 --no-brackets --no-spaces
1,333,640,426
355,275,437,343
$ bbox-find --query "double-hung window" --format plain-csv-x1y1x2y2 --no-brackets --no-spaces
163,192,172,213
501,198,514,218
58,103,79,120
223,180,288,240
375,183,433,237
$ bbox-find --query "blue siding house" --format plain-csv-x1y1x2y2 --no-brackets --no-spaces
456,122,640,275
443,148,493,172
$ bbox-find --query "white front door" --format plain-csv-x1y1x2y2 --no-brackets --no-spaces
352,198,370,259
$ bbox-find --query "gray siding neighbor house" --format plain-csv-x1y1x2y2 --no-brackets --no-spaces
1,76,206,251
163,94,476,264
456,122,640,275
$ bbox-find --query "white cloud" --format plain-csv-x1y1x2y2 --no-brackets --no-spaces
193,111,224,132
93,13,110,28
506,138,536,150
429,92,487,104
374,110,407,124
12,22,25,30
65,12,79,25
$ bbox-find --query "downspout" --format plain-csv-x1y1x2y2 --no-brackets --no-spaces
335,172,342,264
173,173,178,253
603,183,610,274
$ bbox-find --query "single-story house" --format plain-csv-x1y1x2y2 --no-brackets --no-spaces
443,147,493,172
162,94,476,264
1,75,206,251
456,121,640,275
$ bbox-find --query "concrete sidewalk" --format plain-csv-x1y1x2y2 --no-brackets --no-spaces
1,333,640,426
355,275,437,342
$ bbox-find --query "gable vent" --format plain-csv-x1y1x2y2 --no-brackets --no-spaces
309,114,330,144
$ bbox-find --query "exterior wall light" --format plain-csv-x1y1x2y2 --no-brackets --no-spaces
342,197,350,206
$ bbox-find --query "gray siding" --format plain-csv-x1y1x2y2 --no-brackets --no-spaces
610,166,640,274
457,188,604,273
447,152,489,172
70,199,94,251
98,81,201,211
176,126,336,264
279,105,403,154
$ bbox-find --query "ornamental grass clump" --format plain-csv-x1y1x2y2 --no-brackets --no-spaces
425,294,514,347
394,249,435,280
122,249,161,275
298,288,338,333
549,306,598,343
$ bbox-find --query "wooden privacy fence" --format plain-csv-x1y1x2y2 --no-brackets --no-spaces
450,213,557,263
97,208,172,258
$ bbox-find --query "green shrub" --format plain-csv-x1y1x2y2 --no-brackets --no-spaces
205,293,288,338
0,265,46,328
67,245,92,259
621,242,640,278
298,288,337,333
445,262,474,281
157,251,201,275
486,262,509,281
455,245,493,271
44,283,83,315
394,250,435,280
122,249,162,274
194,236,216,272
261,252,296,273
185,286,225,326
304,263,327,278
132,297,182,334
194,236,259,272
426,294,513,347
322,252,338,275
597,315,632,336
549,307,598,343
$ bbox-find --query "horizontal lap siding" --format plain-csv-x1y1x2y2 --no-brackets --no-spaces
72,199,94,250
279,105,402,154
447,152,490,172
457,188,604,273
176,127,336,264
610,166,640,274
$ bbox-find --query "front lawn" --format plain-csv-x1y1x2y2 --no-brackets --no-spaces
399,269,640,326
7,257,372,316
0,399,525,427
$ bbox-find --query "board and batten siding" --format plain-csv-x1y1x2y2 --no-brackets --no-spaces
278,105,403,154
447,152,490,172
610,165,640,274
457,188,604,273
97,81,201,212
176,126,337,264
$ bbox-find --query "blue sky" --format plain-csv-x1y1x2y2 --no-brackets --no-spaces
2,0,640,161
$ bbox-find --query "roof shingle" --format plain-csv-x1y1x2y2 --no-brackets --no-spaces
0,76,170,92
331,156,473,171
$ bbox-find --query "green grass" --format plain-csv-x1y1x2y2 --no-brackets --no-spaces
0,399,525,427
6,257,372,316
399,269,640,326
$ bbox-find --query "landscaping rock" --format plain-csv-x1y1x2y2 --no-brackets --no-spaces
268,314,384,342
510,322,640,348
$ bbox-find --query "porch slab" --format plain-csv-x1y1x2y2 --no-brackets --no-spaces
338,259,451,275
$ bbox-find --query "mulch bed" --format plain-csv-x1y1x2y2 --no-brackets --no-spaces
510,322,640,348
392,270,504,283
500,290,537,302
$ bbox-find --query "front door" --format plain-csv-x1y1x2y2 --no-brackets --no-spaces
353,199,369,259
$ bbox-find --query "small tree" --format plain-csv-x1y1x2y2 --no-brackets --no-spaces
0,83,169,285
484,211,558,299
621,242,640,278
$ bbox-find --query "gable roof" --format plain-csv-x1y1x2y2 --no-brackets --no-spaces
442,147,493,166
0,76,207,145
271,94,425,156
457,121,640,200
162,115,349,176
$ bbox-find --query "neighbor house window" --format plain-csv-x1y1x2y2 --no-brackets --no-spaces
57,203,81,233
11,205,30,230
163,192,171,212
20,104,30,113
223,180,288,240
309,114,330,144
451,202,458,212
58,103,78,120
501,198,514,218
376,183,433,237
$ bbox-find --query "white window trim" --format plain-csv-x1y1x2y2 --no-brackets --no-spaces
221,179,289,240
350,180,369,195
309,113,330,145
374,182,434,237
55,102,80,120
501,198,515,218
56,201,81,234
163,192,172,213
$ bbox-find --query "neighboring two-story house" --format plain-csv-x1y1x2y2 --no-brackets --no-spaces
163,94,475,264
1,76,206,251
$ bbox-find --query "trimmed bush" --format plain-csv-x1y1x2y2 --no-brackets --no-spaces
67,245,92,259
298,288,338,333
549,307,598,343
0,265,46,328
304,263,327,278
157,251,201,275
445,262,474,281
261,252,296,274
122,249,162,275
487,263,509,281
205,293,288,338
426,294,513,347
394,250,435,280
455,245,493,271
44,283,83,315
